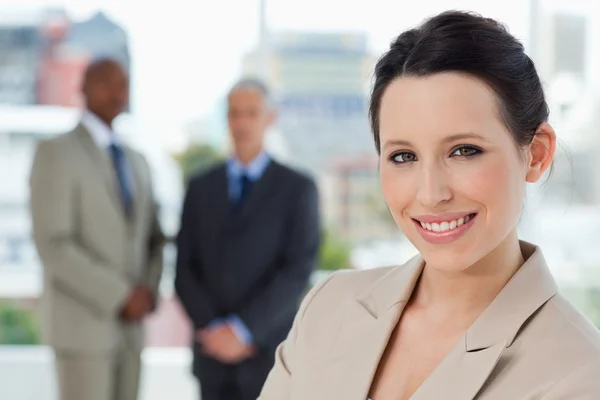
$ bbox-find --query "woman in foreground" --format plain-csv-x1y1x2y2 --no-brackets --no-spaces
259,10,600,400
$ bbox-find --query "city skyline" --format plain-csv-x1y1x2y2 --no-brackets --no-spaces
0,0,596,151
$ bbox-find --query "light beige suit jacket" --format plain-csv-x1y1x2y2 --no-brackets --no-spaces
260,242,600,399
29,124,164,353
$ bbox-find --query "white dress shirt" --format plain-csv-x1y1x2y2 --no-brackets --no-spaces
81,110,136,194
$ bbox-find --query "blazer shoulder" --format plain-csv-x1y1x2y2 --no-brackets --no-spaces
518,293,600,393
291,265,406,358
123,143,144,158
278,165,311,180
34,131,76,156
542,358,600,397
274,162,316,185
545,294,600,353
44,128,79,143
188,162,227,187
326,266,398,295
301,265,398,319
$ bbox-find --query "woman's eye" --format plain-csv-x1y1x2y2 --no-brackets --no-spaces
451,146,481,157
391,152,417,163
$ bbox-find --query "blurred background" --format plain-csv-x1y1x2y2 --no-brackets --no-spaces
1,0,600,398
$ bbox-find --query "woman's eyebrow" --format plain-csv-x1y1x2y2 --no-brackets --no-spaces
441,132,490,144
383,132,490,150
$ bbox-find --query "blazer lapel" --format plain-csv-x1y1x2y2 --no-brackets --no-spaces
410,339,506,399
235,161,279,229
122,147,146,223
75,124,124,215
322,241,557,400
323,256,424,400
464,241,558,351
411,241,557,399
209,165,230,233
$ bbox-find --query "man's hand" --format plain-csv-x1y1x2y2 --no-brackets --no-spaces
120,286,154,321
197,324,256,364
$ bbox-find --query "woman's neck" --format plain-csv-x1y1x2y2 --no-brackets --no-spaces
412,231,524,319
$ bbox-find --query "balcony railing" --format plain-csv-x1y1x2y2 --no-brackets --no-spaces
0,346,197,400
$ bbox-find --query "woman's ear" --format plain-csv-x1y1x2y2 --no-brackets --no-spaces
525,122,556,183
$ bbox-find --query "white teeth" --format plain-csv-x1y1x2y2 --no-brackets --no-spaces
419,215,474,233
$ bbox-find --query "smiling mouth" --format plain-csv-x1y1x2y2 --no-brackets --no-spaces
414,213,477,233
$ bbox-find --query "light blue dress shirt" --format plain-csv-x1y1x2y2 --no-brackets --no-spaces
206,151,271,345
226,150,271,202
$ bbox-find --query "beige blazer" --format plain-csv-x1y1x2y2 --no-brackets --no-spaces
29,124,164,353
260,242,600,399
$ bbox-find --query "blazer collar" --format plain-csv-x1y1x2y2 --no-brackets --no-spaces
356,253,422,318
466,241,558,350
75,123,142,221
356,240,558,351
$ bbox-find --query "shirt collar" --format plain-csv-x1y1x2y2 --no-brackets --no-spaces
81,110,119,149
227,151,271,181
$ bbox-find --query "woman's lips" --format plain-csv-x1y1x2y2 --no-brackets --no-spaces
413,213,478,244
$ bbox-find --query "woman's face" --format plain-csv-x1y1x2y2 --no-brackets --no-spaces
378,72,548,272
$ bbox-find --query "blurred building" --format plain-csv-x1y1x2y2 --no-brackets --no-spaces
0,10,41,105
0,105,71,275
37,10,89,108
329,154,397,244
0,7,130,108
536,11,587,81
242,32,376,174
37,10,131,108
68,11,130,69
530,3,592,114
528,3,600,206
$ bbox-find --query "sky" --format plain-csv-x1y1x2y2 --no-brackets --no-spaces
0,0,596,150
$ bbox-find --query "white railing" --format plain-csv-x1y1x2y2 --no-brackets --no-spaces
0,346,198,400
0,261,333,299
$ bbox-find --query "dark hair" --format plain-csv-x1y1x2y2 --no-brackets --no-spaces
83,57,126,83
369,10,549,154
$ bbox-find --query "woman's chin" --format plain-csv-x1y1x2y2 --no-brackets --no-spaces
422,256,473,274
410,239,478,273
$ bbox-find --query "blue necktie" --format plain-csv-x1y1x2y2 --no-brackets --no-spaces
236,174,253,209
108,142,133,215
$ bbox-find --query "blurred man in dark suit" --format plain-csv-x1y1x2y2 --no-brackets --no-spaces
175,78,320,400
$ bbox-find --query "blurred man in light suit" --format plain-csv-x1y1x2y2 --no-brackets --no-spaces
29,58,164,400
